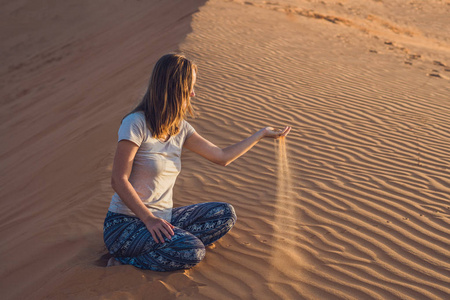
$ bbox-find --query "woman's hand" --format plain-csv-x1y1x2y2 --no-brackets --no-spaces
261,126,291,139
144,216,175,243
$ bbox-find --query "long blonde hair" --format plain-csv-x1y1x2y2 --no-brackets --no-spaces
129,53,196,139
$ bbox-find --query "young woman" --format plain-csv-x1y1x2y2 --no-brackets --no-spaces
103,53,291,271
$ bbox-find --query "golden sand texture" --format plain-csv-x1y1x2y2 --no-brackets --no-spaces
177,0,450,299
1,0,450,299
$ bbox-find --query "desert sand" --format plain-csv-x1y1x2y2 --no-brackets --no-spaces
1,0,449,299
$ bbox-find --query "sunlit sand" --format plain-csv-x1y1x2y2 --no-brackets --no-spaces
2,0,449,299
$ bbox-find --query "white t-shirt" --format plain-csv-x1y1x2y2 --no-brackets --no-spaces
108,111,196,221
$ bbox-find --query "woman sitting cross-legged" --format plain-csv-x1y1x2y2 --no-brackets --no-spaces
103,53,291,271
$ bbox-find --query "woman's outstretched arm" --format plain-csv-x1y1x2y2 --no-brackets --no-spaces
183,126,291,166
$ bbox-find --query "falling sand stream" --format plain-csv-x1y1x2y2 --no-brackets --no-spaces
276,137,293,203
268,137,307,297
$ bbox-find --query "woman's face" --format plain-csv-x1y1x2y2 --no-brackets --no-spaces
183,69,196,111
190,70,196,98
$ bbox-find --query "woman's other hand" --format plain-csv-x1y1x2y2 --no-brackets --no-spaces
144,216,175,243
262,126,291,139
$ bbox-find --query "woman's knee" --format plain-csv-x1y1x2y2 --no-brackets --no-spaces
215,202,237,226
170,229,205,248
182,243,206,265
225,203,237,223
207,202,237,222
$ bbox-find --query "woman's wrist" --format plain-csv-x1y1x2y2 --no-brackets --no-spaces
256,128,267,140
142,212,158,225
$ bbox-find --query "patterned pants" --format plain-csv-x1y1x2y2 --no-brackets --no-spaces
103,202,237,271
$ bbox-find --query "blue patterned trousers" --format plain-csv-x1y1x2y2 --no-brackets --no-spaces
103,202,237,271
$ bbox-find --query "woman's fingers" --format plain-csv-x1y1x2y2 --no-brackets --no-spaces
155,229,165,243
150,231,158,243
153,224,175,243
280,126,291,137
150,228,164,244
265,126,291,138
146,218,175,243
165,222,175,236
161,224,174,240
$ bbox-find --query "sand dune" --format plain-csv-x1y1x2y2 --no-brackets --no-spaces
0,0,207,299
1,0,449,299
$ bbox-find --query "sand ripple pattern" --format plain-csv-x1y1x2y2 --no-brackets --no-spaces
175,0,450,299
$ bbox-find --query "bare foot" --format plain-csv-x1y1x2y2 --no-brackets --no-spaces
107,257,123,267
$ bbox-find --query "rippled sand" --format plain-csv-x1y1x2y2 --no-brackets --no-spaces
1,0,449,299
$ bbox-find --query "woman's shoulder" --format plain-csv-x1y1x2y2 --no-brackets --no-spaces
124,110,145,120
181,119,196,138
117,111,148,144
122,110,146,125
180,119,193,128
